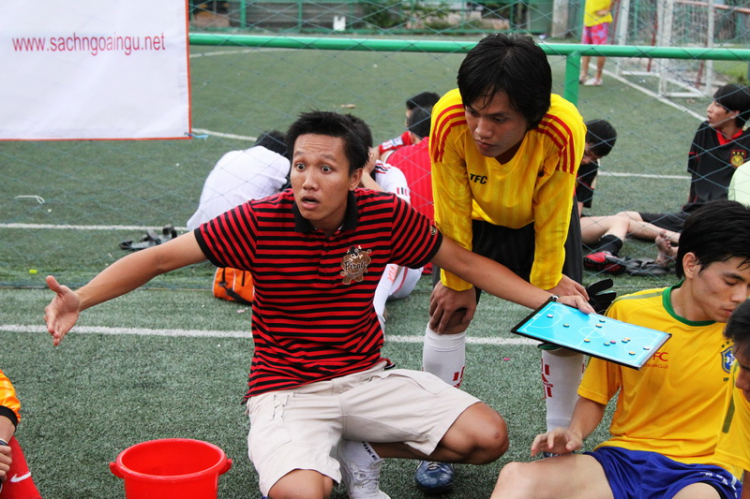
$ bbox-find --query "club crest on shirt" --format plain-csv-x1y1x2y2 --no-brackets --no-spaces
721,345,735,373
731,150,747,168
340,246,372,284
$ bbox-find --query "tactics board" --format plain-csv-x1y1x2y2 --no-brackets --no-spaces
511,299,671,369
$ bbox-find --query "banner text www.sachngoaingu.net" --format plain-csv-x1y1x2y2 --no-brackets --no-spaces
11,32,167,56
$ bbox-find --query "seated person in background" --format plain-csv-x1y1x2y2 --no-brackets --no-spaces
0,369,42,499
729,159,750,207
351,114,424,331
715,299,750,497
383,106,433,221
45,110,592,499
492,199,750,499
186,130,289,230
615,84,750,246
577,120,680,274
377,91,440,160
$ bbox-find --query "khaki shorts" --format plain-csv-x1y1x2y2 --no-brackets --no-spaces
246,361,480,495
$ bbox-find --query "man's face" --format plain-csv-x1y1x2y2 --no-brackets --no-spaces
581,143,603,165
707,100,738,130
465,90,529,161
291,134,362,235
734,347,750,403
685,255,750,323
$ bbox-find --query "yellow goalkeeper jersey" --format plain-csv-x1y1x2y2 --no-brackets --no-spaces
430,88,585,290
579,286,735,470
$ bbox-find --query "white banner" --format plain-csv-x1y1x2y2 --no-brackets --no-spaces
0,0,191,140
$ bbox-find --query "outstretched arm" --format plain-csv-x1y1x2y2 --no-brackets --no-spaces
431,235,593,314
45,232,206,346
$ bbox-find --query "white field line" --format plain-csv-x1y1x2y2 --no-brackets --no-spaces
0,324,538,345
0,223,189,231
192,128,256,141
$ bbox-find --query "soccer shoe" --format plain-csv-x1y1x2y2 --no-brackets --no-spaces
338,440,390,499
583,251,626,275
583,77,602,86
415,461,454,494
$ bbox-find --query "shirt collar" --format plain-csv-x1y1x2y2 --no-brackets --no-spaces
292,191,360,234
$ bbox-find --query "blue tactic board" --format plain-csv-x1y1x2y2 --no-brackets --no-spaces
511,300,671,369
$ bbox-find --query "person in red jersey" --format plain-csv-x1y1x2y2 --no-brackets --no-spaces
44,111,591,499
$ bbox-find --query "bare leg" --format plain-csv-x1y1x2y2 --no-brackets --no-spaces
580,55,590,82
580,215,630,246
268,470,334,499
617,211,680,244
491,454,613,499
672,482,722,499
372,402,508,464
594,56,606,81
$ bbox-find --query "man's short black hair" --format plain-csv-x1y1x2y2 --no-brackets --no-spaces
255,130,287,157
585,119,617,158
407,107,432,139
286,111,369,175
406,91,441,112
457,33,551,130
714,83,750,128
675,200,750,279
725,299,750,361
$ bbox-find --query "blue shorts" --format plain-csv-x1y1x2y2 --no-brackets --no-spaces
586,447,742,499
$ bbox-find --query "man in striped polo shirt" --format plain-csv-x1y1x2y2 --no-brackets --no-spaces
44,111,591,499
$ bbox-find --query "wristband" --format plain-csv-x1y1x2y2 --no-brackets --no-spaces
550,294,559,302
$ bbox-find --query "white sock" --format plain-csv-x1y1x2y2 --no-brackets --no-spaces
541,350,585,431
342,440,381,463
422,325,466,388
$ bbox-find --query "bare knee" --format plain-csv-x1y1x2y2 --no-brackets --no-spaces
268,469,333,499
461,404,509,463
493,461,538,497
617,210,641,221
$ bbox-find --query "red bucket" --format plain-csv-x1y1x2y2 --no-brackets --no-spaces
109,438,232,499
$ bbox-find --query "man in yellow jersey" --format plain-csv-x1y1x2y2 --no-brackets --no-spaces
417,32,589,493
715,299,750,497
492,200,750,499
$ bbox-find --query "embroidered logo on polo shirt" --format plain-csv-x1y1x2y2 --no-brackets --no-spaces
731,150,747,168
341,246,372,284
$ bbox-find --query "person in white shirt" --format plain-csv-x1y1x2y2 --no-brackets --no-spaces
187,130,290,230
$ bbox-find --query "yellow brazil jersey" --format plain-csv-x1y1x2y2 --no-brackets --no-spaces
578,286,735,468
713,362,750,478
430,88,585,290
0,368,21,423
584,0,613,27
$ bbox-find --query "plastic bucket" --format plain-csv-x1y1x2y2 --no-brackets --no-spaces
109,438,232,499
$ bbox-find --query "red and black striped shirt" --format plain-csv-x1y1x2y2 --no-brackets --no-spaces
195,188,441,401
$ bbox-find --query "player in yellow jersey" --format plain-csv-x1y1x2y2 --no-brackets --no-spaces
417,33,591,493
715,299,750,497
492,200,750,499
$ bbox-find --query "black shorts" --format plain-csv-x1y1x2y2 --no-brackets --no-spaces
638,211,689,233
433,203,582,302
